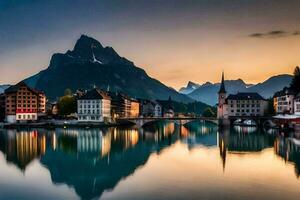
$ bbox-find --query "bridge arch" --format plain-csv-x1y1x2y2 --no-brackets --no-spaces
117,117,218,128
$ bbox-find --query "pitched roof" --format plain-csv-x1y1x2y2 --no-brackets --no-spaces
5,81,42,95
107,91,131,101
78,88,111,100
226,92,266,101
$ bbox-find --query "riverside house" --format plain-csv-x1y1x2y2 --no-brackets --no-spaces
273,87,295,114
77,88,111,122
4,81,46,123
217,72,268,119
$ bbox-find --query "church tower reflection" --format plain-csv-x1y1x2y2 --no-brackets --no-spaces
218,127,229,171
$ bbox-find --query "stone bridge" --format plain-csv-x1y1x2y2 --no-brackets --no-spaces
116,117,218,128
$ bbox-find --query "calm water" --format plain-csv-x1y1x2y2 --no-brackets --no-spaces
0,122,300,200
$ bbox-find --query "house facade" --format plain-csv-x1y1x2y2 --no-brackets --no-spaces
4,82,46,123
273,87,295,114
162,97,175,117
294,94,300,115
0,93,5,122
139,99,162,117
226,93,268,117
217,73,268,119
108,92,131,118
77,89,111,122
130,99,140,118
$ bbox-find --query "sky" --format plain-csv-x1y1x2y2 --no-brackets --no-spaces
0,0,300,89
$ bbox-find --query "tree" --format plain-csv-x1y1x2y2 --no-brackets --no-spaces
290,66,300,93
58,95,77,116
266,98,275,116
202,107,216,117
64,88,73,96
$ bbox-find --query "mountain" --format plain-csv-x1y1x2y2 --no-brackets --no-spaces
0,85,10,94
26,35,193,103
185,74,292,106
246,74,293,98
179,81,200,94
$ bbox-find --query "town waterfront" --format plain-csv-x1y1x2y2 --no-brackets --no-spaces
0,122,300,200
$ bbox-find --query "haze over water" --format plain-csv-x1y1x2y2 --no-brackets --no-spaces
0,122,300,200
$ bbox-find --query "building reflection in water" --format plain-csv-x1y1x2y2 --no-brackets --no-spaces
1,122,300,199
274,136,300,178
183,121,219,150
0,129,52,171
218,126,276,171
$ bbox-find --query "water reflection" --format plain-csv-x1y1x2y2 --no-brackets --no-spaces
274,136,300,178
0,123,300,199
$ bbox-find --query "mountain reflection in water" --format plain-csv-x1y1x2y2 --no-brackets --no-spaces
0,122,300,200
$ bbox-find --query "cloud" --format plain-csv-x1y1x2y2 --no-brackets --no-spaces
249,30,300,38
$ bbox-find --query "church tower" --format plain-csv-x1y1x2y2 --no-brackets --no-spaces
217,71,227,119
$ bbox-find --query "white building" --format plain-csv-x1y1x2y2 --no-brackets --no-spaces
154,103,162,117
294,94,300,115
77,89,111,122
217,72,268,119
273,87,295,114
139,99,162,117
226,93,268,117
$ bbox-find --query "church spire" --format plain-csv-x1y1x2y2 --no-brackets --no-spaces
218,71,226,94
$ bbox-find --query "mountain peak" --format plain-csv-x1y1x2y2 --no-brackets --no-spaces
74,35,103,51
70,35,104,60
187,81,199,88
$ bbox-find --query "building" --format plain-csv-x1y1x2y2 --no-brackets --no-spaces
217,72,228,119
226,93,268,117
217,73,268,119
4,81,46,123
38,92,46,117
130,99,140,118
273,87,295,114
139,99,162,117
77,88,111,122
154,102,162,117
294,94,300,115
107,92,132,118
0,93,5,122
163,96,175,117
46,101,59,116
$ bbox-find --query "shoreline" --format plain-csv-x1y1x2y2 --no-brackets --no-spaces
0,121,135,129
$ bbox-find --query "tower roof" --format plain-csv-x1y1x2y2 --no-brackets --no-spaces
218,71,226,94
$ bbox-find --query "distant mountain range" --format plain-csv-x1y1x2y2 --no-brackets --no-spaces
1,34,293,110
24,35,193,103
179,81,200,94
179,74,293,105
0,85,10,94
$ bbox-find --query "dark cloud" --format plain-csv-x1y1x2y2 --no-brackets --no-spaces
249,30,300,38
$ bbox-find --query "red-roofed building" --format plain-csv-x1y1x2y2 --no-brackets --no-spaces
4,81,46,123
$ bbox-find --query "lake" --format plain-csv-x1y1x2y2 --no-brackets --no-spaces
0,122,300,200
